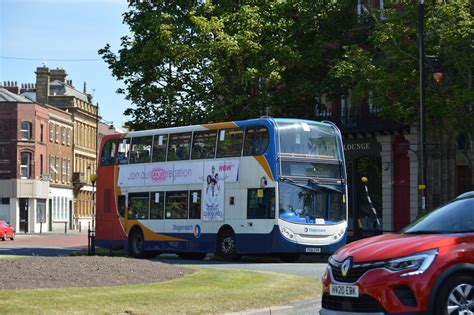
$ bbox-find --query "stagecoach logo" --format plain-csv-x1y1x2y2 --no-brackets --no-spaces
341,258,352,277
193,225,201,238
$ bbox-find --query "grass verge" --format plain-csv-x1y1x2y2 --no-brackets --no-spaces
0,267,320,314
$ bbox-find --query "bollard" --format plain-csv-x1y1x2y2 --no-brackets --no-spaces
64,222,67,234
40,222,42,234
87,229,91,255
91,231,95,255
79,221,82,233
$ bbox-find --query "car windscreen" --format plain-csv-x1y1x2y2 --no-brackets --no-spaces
402,198,474,234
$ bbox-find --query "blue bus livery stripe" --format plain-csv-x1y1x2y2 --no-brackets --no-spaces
101,226,347,255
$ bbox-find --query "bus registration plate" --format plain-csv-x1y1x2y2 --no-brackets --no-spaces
305,247,321,253
330,284,359,298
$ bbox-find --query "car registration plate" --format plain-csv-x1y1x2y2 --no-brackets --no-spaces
330,284,359,297
305,247,321,253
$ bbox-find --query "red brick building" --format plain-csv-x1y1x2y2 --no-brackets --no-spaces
0,87,49,232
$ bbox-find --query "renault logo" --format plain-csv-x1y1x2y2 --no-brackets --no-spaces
341,258,352,277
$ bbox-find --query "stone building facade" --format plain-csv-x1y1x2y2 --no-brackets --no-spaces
33,67,99,230
46,104,74,232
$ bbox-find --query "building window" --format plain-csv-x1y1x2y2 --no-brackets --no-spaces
67,159,71,183
49,123,54,142
40,154,43,176
62,159,66,183
55,157,59,182
20,152,32,179
62,127,66,145
20,121,32,140
40,124,44,143
55,124,59,143
49,155,54,181
67,128,71,146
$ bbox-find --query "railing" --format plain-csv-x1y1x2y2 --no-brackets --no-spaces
72,172,86,184
315,112,407,133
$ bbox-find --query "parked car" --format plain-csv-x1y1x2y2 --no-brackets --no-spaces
0,220,15,241
321,192,474,315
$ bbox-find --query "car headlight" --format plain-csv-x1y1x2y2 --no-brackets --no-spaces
386,249,438,277
279,226,295,240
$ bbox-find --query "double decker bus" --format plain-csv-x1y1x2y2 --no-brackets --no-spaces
95,117,348,261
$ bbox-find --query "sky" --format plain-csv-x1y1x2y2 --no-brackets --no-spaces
0,0,131,128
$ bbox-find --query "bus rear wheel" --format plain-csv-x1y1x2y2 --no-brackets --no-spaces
128,229,145,258
217,230,240,261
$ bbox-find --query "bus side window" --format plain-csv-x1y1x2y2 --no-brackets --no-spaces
189,190,201,219
216,128,244,158
168,133,192,161
117,138,131,165
128,192,150,220
192,130,217,159
165,191,188,219
152,135,168,162
150,192,164,219
129,136,153,164
243,127,269,156
247,188,275,219
117,195,126,217
100,139,117,166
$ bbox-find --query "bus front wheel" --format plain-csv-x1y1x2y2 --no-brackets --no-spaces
128,228,145,258
217,230,240,261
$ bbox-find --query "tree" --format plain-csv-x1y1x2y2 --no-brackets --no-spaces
99,0,358,130
327,0,473,140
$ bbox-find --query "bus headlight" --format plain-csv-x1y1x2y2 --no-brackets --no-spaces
333,229,345,240
279,226,295,240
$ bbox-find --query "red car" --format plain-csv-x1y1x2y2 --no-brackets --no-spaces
0,220,15,241
321,192,474,315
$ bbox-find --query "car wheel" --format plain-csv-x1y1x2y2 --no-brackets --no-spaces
217,230,240,261
2,232,6,241
10,232,14,241
128,229,145,258
435,274,474,315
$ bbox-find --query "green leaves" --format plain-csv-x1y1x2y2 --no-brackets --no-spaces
100,0,358,129
327,0,473,133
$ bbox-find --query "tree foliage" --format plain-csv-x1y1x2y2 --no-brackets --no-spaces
327,0,473,137
99,0,357,130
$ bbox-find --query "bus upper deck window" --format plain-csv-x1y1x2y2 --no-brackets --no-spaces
216,128,244,158
192,130,217,159
244,127,269,156
100,140,117,166
152,135,168,162
117,138,131,165
168,133,192,161
130,136,153,164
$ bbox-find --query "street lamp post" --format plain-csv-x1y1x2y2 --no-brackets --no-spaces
418,0,427,213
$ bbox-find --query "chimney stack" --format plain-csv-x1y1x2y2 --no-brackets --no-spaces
50,67,67,83
83,81,87,94
35,66,50,105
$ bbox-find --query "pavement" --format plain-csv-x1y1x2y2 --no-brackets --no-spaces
0,231,322,314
